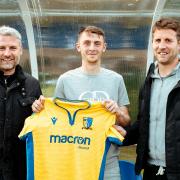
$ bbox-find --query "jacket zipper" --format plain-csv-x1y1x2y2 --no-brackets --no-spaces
2,78,8,154
154,78,163,161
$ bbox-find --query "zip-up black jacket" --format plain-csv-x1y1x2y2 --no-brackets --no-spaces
0,65,42,180
123,63,180,180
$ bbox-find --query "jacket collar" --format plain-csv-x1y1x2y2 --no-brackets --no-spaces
147,63,155,78
0,65,26,83
14,65,26,83
148,61,180,89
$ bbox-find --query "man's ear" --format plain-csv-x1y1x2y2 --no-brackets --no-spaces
103,43,107,52
76,42,80,52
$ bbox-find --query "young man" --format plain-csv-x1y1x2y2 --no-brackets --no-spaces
0,26,42,180
33,26,130,179
123,18,180,180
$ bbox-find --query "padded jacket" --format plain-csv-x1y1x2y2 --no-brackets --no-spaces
0,65,42,180
123,63,180,180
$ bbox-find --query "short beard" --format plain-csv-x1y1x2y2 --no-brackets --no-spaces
0,56,20,75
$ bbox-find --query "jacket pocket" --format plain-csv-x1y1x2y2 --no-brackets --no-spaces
17,97,36,121
15,97,36,132
18,97,36,107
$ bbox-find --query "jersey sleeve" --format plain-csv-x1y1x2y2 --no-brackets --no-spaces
107,126,124,145
18,114,36,140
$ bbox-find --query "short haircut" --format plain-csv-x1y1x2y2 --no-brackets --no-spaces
78,26,105,41
152,18,180,41
0,25,22,44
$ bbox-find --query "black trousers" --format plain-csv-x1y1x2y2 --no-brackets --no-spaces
143,164,168,180
0,170,2,180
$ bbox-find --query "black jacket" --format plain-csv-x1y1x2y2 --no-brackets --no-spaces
0,65,42,180
123,63,180,180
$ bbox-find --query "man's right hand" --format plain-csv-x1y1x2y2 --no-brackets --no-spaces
113,125,127,137
32,95,45,113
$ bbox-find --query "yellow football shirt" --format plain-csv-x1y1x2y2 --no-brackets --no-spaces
19,98,124,180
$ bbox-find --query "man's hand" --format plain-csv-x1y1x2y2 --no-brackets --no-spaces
103,100,130,127
32,95,45,113
113,125,127,137
102,99,119,114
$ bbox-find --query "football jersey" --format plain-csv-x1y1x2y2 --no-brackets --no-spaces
19,98,124,180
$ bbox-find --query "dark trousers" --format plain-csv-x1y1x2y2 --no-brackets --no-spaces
143,164,168,180
0,172,3,180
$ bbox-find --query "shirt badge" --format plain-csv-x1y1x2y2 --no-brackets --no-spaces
82,117,93,130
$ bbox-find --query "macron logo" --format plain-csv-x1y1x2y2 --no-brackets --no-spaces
51,117,57,125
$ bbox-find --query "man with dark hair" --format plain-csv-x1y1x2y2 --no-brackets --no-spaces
123,18,180,180
32,25,130,179
0,26,42,180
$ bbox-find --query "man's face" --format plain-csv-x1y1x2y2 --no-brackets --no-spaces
76,32,106,64
152,29,180,65
0,35,22,75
